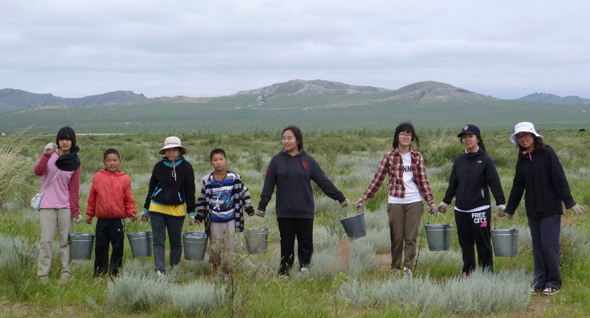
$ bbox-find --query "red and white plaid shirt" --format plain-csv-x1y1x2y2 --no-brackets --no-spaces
361,148,435,206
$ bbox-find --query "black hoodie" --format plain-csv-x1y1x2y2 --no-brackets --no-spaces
258,150,346,219
442,148,505,211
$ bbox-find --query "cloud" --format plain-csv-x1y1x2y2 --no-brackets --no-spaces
0,0,589,98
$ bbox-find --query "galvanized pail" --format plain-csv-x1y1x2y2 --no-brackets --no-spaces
127,231,153,258
69,233,94,260
183,231,208,261
244,227,269,254
491,227,518,257
424,224,452,251
340,213,366,239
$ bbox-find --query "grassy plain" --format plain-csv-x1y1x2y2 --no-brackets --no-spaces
1,129,590,317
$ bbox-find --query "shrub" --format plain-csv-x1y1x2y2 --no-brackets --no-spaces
337,269,533,314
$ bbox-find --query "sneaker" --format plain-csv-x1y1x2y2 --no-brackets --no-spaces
300,267,310,275
403,267,413,278
390,268,401,276
280,274,290,281
462,272,470,278
59,273,71,284
541,287,559,296
156,270,164,278
530,287,540,294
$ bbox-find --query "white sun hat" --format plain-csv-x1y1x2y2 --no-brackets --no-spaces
510,122,543,145
158,136,187,154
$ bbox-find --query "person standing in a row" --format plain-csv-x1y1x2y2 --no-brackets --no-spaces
356,122,436,278
257,126,349,277
141,136,196,276
34,126,82,284
500,122,584,295
438,124,505,276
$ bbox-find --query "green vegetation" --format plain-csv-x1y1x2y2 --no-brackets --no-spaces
1,81,589,134
1,129,590,317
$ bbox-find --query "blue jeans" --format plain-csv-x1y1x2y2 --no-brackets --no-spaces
150,212,185,272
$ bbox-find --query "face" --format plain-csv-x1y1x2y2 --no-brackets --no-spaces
103,153,121,172
398,131,412,147
282,130,298,154
516,132,535,150
210,153,227,172
461,134,479,152
165,148,181,161
59,139,72,153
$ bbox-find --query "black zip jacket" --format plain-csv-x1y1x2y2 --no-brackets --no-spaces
144,157,196,213
442,149,505,210
505,145,575,217
257,150,346,219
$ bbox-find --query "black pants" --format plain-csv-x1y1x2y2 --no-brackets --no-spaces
529,215,561,289
94,218,125,277
454,209,493,273
277,218,313,275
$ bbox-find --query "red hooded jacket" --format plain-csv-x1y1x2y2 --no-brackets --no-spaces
87,169,136,219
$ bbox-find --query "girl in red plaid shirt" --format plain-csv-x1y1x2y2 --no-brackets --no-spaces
356,122,436,277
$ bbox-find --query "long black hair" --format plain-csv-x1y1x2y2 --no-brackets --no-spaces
392,122,419,149
283,125,303,151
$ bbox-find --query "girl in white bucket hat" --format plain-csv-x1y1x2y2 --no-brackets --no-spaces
140,136,196,275
500,122,585,296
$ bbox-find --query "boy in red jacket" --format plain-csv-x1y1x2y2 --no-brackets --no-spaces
86,148,137,278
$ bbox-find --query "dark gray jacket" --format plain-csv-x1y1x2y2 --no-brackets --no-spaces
258,150,345,219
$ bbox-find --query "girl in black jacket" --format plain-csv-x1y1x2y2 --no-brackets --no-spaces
501,122,584,296
438,124,505,276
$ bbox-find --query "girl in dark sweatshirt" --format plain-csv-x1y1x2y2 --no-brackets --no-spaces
256,126,349,276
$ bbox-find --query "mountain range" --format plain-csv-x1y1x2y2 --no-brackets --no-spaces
0,80,588,134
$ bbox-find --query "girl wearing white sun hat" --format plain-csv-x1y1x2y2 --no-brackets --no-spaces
500,122,585,296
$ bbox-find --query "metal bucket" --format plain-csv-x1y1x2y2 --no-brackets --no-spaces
340,213,366,239
183,231,208,261
245,227,269,254
491,228,518,257
69,233,94,260
424,224,452,251
127,231,153,258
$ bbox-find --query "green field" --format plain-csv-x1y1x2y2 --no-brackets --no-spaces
1,130,590,317
2,81,590,135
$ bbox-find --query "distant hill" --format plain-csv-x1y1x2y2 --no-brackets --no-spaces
0,80,588,134
0,89,148,112
516,93,590,105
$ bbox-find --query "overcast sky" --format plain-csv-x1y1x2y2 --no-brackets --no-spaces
1,0,589,99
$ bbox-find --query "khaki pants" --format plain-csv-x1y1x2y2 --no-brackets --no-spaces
37,208,72,277
387,202,424,269
209,220,236,274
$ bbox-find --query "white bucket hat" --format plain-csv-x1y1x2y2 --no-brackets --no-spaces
158,136,187,154
510,122,543,145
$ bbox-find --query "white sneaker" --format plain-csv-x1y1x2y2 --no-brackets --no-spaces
300,267,310,275
156,270,164,278
403,267,413,278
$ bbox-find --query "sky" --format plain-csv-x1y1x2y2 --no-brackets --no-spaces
1,0,589,99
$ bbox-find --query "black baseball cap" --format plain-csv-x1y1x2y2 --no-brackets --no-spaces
457,124,481,137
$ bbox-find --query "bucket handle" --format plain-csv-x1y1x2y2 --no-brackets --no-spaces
493,217,516,230
414,208,440,272
338,204,361,220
